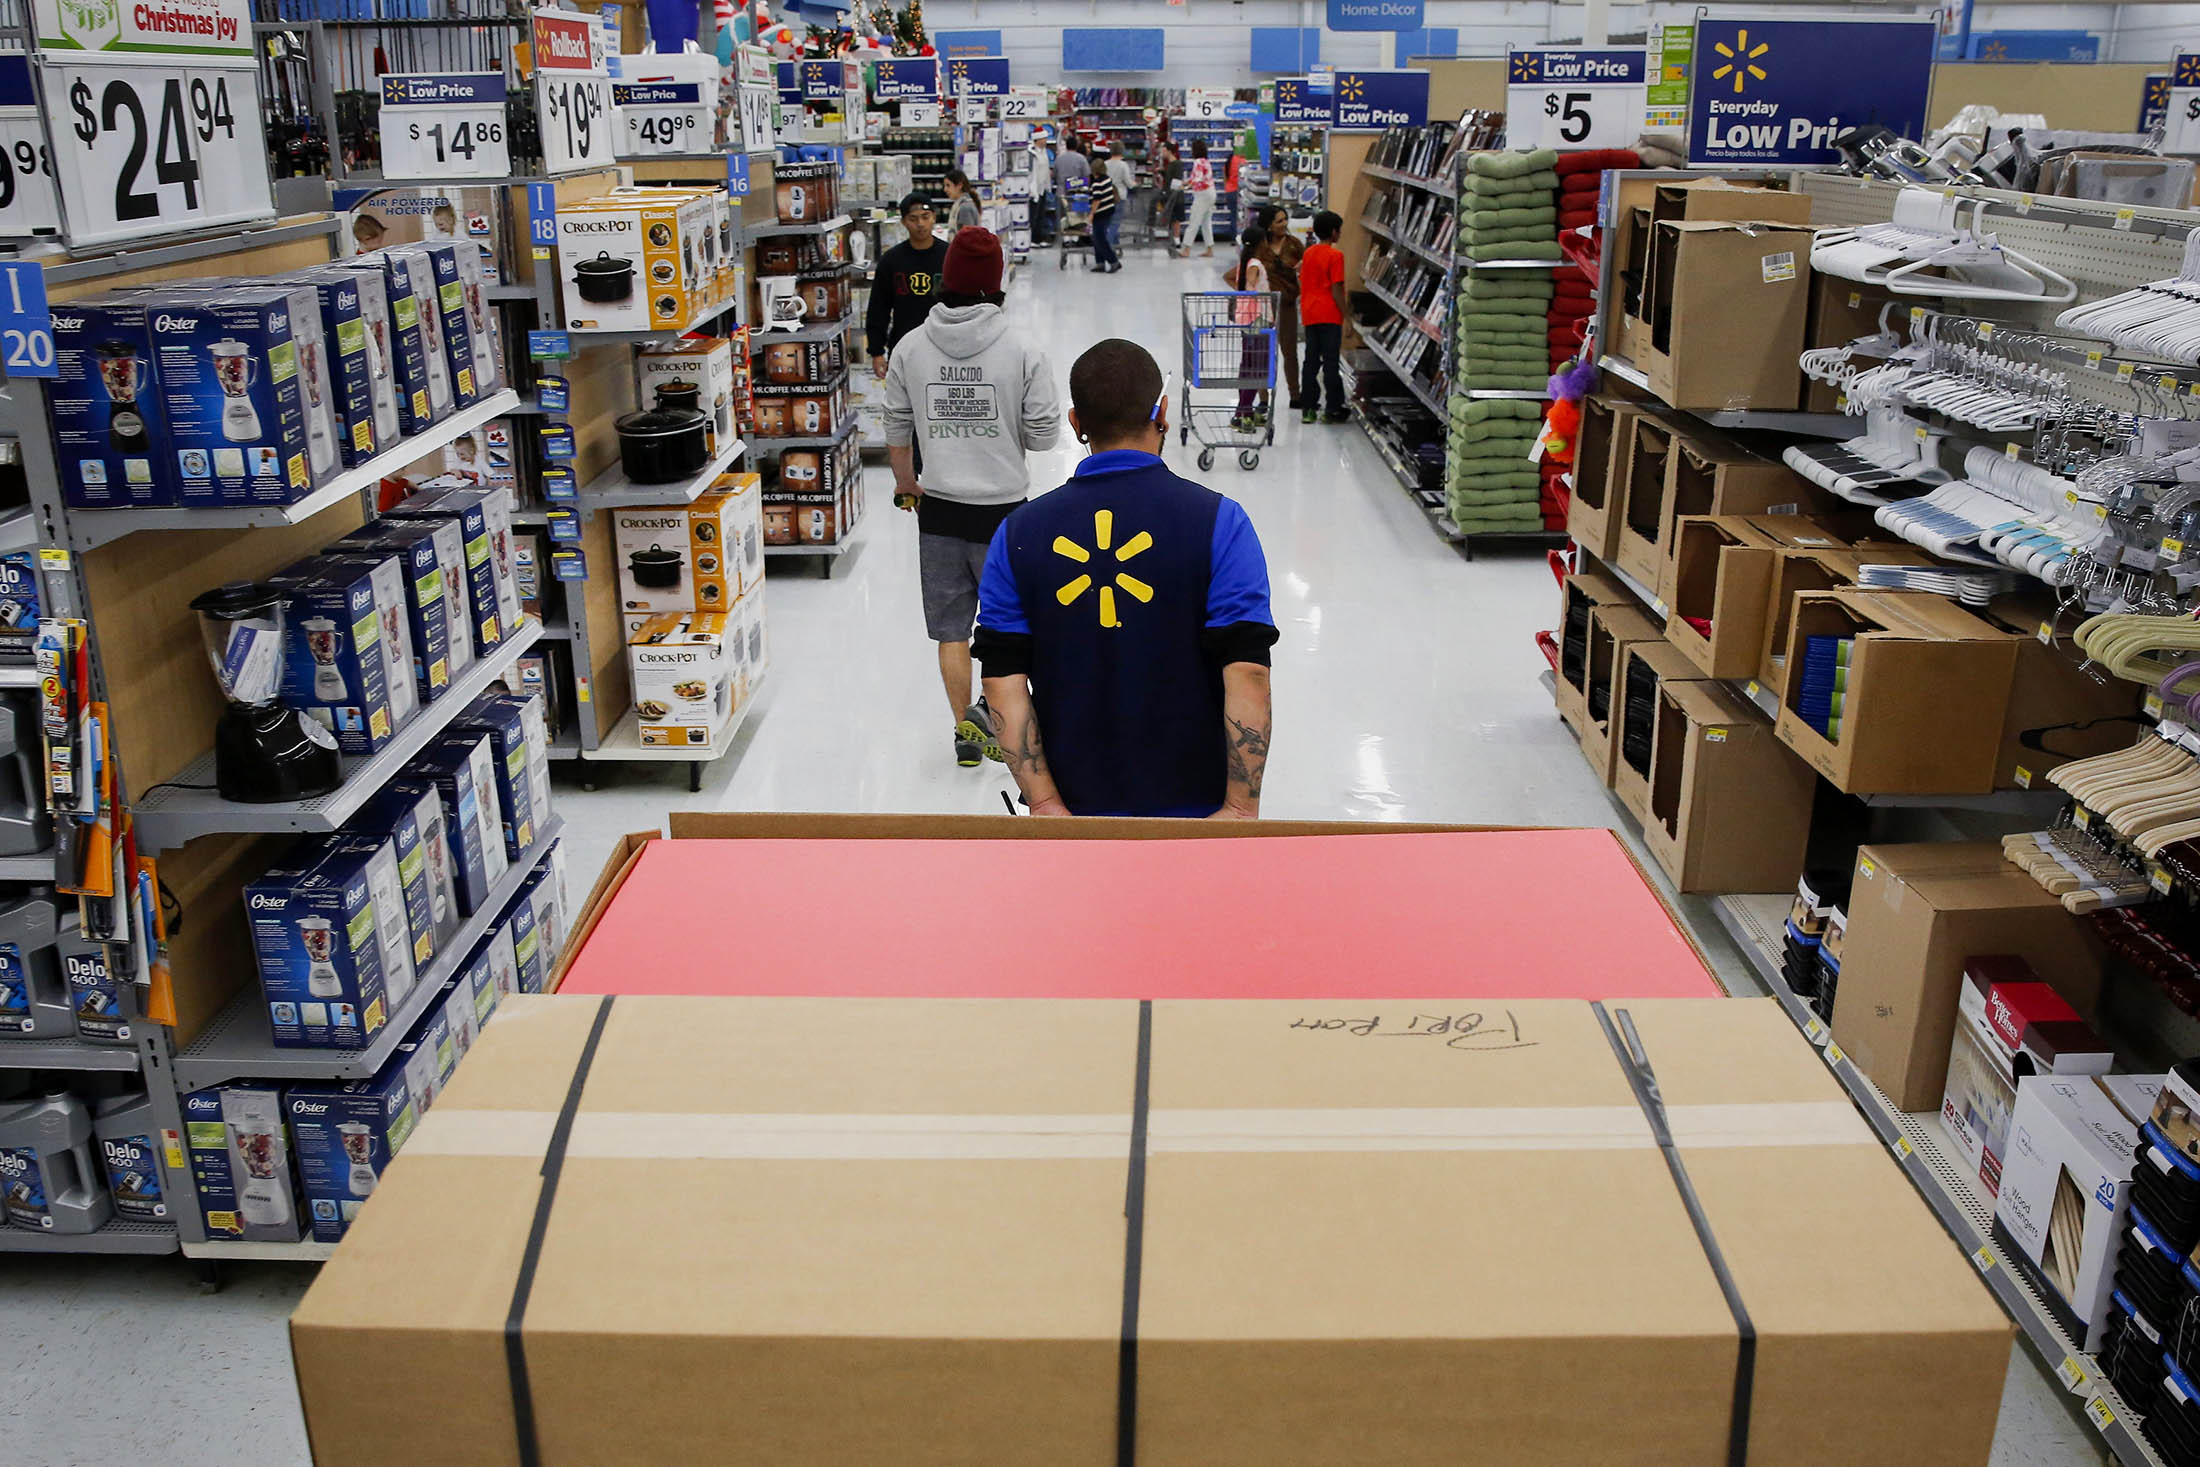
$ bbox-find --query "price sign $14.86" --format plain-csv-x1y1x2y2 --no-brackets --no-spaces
43,58,274,247
379,74,511,180
539,70,613,173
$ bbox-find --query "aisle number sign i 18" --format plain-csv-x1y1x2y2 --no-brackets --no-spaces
613,76,708,156
379,73,510,179
532,7,613,176
31,0,274,249
1506,48,1646,150
0,56,58,238
2164,54,2200,154
1685,17,1934,166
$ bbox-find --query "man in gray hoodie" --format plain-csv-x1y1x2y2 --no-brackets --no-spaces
884,227,1064,766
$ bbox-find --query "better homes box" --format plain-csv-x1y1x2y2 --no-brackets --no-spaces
293,993,2010,1467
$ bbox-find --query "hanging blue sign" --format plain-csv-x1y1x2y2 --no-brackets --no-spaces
1332,69,1429,130
726,151,751,197
946,56,1010,97
1274,76,1336,126
800,60,846,101
1326,0,1423,32
873,57,937,99
1686,18,1934,166
1966,30,2100,62
934,30,1002,61
2142,73,2170,131
776,61,801,102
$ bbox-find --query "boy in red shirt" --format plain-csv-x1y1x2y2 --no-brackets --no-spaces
1298,210,1348,424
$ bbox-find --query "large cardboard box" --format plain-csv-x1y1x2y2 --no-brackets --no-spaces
1831,842,2106,1113
1609,639,1713,823
1552,568,1633,738
1578,602,1665,784
1975,596,2145,791
1774,590,2022,795
1642,221,1816,412
1564,396,1642,563
1753,545,1938,690
292,993,2011,1467
1804,276,1904,414
1640,680,1816,895
1665,515,1850,679
1654,428,1827,600
1604,175,1815,367
1614,414,1676,591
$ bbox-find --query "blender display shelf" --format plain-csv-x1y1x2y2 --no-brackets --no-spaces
131,617,543,851
0,1216,176,1254
578,436,745,509
65,390,524,552
168,816,563,1091
0,1033,140,1072
1708,892,2169,1467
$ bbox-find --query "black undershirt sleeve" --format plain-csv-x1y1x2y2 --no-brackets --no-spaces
972,628,1034,677
1201,620,1279,668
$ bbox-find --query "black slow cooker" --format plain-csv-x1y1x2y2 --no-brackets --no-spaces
616,406,709,484
628,544,685,589
574,252,635,303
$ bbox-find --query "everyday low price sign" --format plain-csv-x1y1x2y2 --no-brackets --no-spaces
1686,17,1934,166
1506,48,1645,150
872,57,936,100
380,73,510,179
1331,68,1428,130
946,56,1009,97
2164,54,2200,154
1274,76,1334,126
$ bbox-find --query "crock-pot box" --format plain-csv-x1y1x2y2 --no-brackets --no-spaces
334,184,514,283
716,471,765,595
292,994,2013,1467
749,378,848,437
637,338,738,455
557,193,693,333
626,611,737,746
613,490,744,616
773,158,839,223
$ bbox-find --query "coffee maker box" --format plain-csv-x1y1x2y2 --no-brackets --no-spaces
476,689,554,838
367,502,477,675
406,242,483,408
352,783,458,966
149,287,314,507
405,731,508,914
502,889,545,995
335,254,435,435
184,1084,304,1242
452,696,536,860
286,1065,420,1243
272,556,400,756
294,268,384,467
335,521,455,704
244,841,397,1051
49,295,177,508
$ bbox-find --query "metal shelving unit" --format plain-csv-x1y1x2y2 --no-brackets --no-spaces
1360,334,1445,420
1363,278,1442,345
0,1217,177,1254
0,1034,141,1071
1360,216,1451,274
578,438,745,509
583,685,764,790
749,213,851,238
1361,162,1447,196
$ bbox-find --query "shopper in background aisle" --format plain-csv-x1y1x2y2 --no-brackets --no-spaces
1157,140,1185,246
1223,224,1271,428
866,193,949,380
941,169,981,237
1262,204,1304,409
1054,136,1090,217
883,228,1064,768
1088,150,1122,274
1180,140,1217,259
1298,209,1348,424
1106,145,1136,259
976,339,1276,818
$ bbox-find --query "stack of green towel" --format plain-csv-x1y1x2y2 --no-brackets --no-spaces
1443,400,1544,533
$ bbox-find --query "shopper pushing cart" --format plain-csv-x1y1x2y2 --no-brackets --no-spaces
1179,288,1276,471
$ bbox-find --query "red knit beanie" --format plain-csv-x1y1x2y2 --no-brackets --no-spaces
943,227,1005,296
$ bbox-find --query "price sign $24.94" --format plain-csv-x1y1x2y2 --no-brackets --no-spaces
44,59,273,246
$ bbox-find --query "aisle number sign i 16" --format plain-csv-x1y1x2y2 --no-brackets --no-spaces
0,55,59,238
1506,48,1646,150
379,74,510,179
1685,17,1934,166
31,0,275,249
532,7,613,176
2163,54,2200,154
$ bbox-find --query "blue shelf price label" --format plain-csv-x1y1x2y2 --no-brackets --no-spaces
539,422,576,461
0,260,55,378
550,547,588,581
545,507,581,544
528,329,571,361
540,464,577,501
536,375,570,413
726,150,751,198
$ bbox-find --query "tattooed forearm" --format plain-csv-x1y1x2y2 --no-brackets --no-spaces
1005,715,1047,776
1225,714,1269,798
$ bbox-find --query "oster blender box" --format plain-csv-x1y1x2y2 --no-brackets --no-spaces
337,254,437,435
334,520,454,705
286,1066,419,1243
352,508,473,679
48,295,176,508
450,240,504,397
452,697,535,860
266,280,345,488
383,246,456,420
355,781,463,960
244,842,396,1051
269,556,398,755
148,288,313,507
501,888,544,994
404,731,506,915
295,269,383,467
475,689,553,837
183,1085,303,1243
407,242,483,409
314,549,420,731
385,485,519,656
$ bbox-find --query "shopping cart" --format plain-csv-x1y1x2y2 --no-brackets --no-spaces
1180,291,1276,471
1057,176,1091,269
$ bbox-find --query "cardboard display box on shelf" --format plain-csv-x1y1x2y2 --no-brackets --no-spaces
1975,596,2146,791
1640,680,1814,894
292,992,2013,1467
1652,428,1829,599
1608,639,1713,819
1563,396,1647,564
1605,176,1815,367
1753,544,1945,694
1938,958,2113,1200
1576,602,1665,783
1552,567,1634,738
1613,414,1675,591
1641,221,1817,413
1831,841,2107,1114
1664,515,1857,680
1773,589,2022,796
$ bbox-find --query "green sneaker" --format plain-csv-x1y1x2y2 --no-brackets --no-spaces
1302,408,1318,424
954,726,982,767
959,702,1005,764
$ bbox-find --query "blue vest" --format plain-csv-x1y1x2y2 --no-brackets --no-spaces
997,462,1227,815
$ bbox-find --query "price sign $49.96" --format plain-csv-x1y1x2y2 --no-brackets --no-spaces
43,58,273,247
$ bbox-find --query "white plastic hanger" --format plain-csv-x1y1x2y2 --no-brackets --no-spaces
1812,187,2075,303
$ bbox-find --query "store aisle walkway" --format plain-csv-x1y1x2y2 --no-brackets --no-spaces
0,241,2103,1467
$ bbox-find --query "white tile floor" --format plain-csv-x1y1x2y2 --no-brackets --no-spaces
0,242,2104,1467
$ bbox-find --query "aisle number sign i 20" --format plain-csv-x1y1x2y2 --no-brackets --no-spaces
1506,49,1645,151
2163,55,2200,154
379,74,510,179
0,260,56,379
1685,17,1934,166
532,7,613,176
1331,69,1428,131
1274,77,1335,126
31,0,275,249
947,57,1010,98
0,56,58,238
873,57,937,101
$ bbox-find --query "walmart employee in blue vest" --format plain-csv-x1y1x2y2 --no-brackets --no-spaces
973,339,1277,818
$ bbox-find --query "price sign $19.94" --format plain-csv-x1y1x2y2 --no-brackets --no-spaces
43,58,274,247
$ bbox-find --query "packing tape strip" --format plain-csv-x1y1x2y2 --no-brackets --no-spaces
405,1100,1872,1159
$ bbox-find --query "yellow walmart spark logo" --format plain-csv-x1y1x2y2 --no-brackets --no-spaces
2178,55,2200,87
1054,510,1153,629
1340,75,1365,102
1710,29,1769,95
1509,53,1535,82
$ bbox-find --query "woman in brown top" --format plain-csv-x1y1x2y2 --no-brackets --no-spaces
1259,205,1305,409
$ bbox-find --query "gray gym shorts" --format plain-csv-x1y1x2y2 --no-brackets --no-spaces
919,532,992,643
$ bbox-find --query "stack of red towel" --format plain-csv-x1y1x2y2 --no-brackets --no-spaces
1543,149,1640,531
1539,456,1570,530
